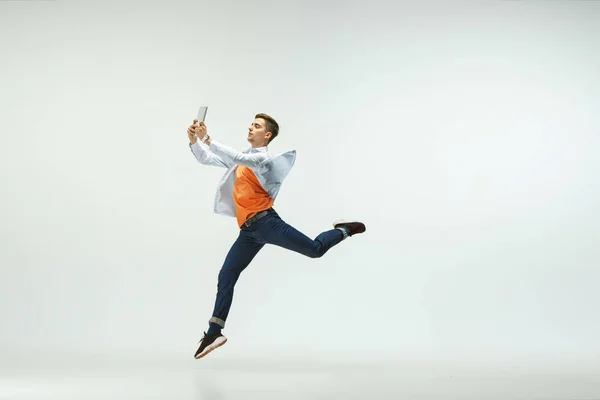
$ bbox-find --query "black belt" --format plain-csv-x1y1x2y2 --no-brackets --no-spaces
243,207,274,227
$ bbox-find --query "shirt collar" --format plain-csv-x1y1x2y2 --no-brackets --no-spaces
245,146,268,153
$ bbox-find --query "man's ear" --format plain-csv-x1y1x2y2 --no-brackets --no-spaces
265,132,272,140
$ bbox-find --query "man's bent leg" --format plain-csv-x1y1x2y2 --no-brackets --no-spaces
261,213,344,258
210,231,264,328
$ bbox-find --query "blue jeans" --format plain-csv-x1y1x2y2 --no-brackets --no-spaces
209,209,345,328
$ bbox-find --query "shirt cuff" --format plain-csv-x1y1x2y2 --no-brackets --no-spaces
190,141,207,149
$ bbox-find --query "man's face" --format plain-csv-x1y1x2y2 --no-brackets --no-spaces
247,118,271,146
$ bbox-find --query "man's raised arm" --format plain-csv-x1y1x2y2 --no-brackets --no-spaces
208,140,269,169
193,121,269,169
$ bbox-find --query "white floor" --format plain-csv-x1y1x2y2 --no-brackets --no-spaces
2,352,600,400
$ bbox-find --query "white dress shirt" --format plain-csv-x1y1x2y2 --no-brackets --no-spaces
190,140,296,217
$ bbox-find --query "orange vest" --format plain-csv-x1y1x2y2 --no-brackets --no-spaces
232,166,274,228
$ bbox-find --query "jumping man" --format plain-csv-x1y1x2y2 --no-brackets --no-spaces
187,113,366,359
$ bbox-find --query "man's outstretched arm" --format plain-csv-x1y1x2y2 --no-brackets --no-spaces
187,120,232,168
194,121,269,169
209,140,269,168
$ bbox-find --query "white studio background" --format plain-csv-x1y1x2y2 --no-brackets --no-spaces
1,0,599,367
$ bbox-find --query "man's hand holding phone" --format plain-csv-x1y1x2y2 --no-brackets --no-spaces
187,119,199,144
188,107,209,145
195,121,208,141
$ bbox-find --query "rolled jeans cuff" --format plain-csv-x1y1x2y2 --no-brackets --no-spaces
336,226,349,239
210,316,225,328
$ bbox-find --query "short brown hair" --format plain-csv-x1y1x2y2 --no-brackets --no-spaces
255,113,279,143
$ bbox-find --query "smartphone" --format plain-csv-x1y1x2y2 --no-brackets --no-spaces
197,106,208,122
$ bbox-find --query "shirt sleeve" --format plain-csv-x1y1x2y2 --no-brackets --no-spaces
189,141,232,168
209,140,270,169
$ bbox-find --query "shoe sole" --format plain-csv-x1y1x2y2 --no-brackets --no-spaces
332,219,366,234
195,336,227,359
333,219,352,228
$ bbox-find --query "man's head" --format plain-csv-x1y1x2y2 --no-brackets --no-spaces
247,113,279,148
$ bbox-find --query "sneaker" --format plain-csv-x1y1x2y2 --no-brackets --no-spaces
194,331,227,359
333,220,366,236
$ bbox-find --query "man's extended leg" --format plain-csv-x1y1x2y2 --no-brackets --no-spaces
211,232,264,326
260,211,365,258
195,230,264,359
